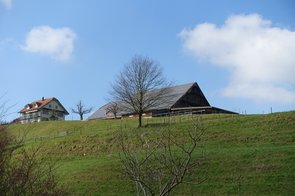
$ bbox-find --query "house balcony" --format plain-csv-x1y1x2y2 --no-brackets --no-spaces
20,112,41,120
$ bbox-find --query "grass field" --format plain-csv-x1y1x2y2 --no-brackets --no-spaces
7,111,295,195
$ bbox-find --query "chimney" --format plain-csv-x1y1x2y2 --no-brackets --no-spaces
42,97,45,101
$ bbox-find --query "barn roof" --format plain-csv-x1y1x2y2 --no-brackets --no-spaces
87,103,127,120
156,82,209,110
88,82,209,120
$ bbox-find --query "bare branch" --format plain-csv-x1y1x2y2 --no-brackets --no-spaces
118,117,206,195
105,102,121,119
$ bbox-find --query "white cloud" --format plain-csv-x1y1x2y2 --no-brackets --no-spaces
0,0,12,9
22,26,76,62
179,13,295,103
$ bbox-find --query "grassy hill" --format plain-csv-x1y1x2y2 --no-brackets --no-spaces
7,111,295,195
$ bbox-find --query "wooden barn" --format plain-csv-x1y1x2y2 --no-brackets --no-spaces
88,82,237,120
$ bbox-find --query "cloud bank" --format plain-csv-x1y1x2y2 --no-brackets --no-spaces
180,14,295,103
0,0,12,9
22,26,76,62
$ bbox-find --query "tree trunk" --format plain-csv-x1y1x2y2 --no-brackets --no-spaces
138,112,142,128
80,114,83,120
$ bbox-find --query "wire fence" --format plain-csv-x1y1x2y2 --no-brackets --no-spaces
20,112,241,143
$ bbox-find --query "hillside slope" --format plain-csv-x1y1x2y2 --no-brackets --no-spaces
8,111,295,195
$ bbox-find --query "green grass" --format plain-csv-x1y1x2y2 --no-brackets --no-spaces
7,111,295,195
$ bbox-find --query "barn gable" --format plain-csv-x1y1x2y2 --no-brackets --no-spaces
171,83,210,108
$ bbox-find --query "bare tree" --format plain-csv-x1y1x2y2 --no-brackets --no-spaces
72,100,93,120
118,117,206,195
105,101,120,119
111,55,170,127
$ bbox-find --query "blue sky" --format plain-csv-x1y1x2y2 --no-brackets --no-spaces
0,0,295,121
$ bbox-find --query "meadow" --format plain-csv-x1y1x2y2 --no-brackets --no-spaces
7,111,295,195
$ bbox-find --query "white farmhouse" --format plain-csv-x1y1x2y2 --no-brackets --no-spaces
19,97,69,124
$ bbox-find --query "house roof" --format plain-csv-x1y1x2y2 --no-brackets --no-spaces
19,97,69,114
88,82,209,120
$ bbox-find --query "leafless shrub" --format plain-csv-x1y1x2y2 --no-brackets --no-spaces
0,96,64,195
118,117,206,195
0,127,64,195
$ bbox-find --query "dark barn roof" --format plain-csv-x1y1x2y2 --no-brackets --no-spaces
88,82,236,120
152,82,210,110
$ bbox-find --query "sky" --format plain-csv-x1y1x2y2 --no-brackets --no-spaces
0,0,295,121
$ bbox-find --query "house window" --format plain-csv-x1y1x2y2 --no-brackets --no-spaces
55,106,58,109
48,104,52,108
43,110,49,115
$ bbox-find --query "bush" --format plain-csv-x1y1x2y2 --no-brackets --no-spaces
0,125,64,195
